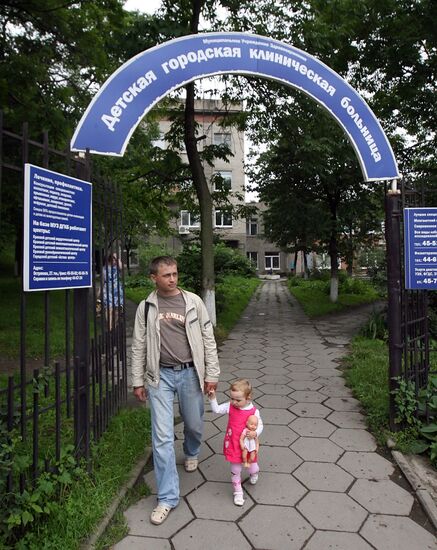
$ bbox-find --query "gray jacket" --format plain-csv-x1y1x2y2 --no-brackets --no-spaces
131,288,220,389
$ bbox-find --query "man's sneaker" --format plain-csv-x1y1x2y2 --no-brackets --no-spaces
184,458,198,472
150,504,172,525
249,473,259,485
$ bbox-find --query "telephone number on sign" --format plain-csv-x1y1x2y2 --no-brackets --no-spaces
422,257,437,262
421,278,437,284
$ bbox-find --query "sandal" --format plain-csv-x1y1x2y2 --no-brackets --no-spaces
184,458,198,472
233,492,245,506
150,504,172,525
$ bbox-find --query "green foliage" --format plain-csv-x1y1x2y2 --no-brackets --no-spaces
215,276,261,340
177,242,256,294
343,337,389,440
287,275,380,317
360,309,388,341
1,406,151,548
392,377,420,427
138,243,173,274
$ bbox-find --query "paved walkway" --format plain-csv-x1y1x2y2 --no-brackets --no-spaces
115,281,436,549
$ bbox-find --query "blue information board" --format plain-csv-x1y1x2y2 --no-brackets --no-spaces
23,164,92,291
404,208,437,290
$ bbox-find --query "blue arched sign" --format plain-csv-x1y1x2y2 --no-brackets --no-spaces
71,32,399,182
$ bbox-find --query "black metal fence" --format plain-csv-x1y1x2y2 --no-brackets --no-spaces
386,178,437,428
0,113,127,497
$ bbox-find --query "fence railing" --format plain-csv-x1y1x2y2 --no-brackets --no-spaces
0,113,127,497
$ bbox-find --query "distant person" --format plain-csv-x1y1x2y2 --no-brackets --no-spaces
208,379,263,506
131,256,220,525
102,252,124,331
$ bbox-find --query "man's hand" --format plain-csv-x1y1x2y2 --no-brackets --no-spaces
204,381,217,396
133,386,147,402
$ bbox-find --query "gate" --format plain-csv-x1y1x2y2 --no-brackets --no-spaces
0,113,127,497
386,179,436,429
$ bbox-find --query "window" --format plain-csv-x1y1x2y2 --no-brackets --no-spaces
215,209,233,227
213,171,232,192
265,253,280,270
246,219,258,236
151,130,166,149
247,252,258,269
180,210,200,227
213,132,232,149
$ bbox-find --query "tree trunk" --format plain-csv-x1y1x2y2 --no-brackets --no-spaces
182,0,216,324
303,250,309,279
329,234,339,302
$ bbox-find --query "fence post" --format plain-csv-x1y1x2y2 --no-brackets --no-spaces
73,155,91,459
385,186,403,431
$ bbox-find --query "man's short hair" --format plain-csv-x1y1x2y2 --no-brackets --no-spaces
149,256,177,275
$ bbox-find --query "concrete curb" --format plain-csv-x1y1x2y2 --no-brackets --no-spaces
81,446,153,550
392,449,437,531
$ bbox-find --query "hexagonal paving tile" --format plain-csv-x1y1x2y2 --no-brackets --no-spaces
260,358,289,367
231,369,264,379
172,519,252,550
245,471,307,505
260,445,303,473
289,402,332,418
239,505,314,550
289,390,327,403
297,491,367,531
324,397,362,411
174,438,213,464
114,536,172,549
330,429,377,452
205,433,224,454
287,372,318,381
257,394,296,409
327,411,367,429
260,424,299,446
260,367,291,377
290,417,336,438
259,374,289,385
360,514,437,550
198,454,232,482
187,481,254,520
338,451,394,479
288,380,323,391
291,437,343,462
260,407,297,425
319,385,353,397
304,531,373,550
124,496,194,538
144,465,205,497
349,479,414,515
261,383,293,395
293,461,353,492
311,368,342,377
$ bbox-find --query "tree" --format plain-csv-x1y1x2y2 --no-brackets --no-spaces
253,98,382,301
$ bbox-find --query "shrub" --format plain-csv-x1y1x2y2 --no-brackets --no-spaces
177,242,256,294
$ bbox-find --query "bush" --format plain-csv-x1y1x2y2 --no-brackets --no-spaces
138,243,172,274
177,242,256,294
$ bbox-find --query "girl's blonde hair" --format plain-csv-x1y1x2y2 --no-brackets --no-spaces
230,378,252,399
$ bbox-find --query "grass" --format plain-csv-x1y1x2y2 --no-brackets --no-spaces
11,406,151,549
287,277,380,317
0,277,73,359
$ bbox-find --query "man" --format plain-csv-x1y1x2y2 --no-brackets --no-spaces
131,256,220,525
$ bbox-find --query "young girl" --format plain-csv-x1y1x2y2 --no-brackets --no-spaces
209,379,263,506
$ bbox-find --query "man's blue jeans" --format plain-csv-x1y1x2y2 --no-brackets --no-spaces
147,366,204,508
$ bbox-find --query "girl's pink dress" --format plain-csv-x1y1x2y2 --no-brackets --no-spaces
223,404,257,463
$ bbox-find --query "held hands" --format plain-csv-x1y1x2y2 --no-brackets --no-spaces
133,386,147,402
205,382,217,398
